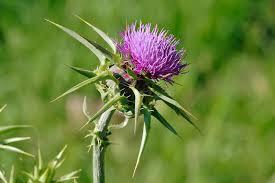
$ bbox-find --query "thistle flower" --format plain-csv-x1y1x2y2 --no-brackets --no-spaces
117,22,187,81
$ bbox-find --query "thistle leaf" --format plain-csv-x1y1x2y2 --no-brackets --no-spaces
133,107,151,177
75,15,117,53
38,168,49,183
82,96,91,119
56,169,81,182
38,148,43,171
2,137,31,144
0,125,31,135
51,74,109,102
22,171,34,180
0,104,7,113
81,95,122,129
151,108,180,137
0,144,34,157
9,166,14,183
85,39,115,61
55,145,67,162
67,65,96,78
0,170,8,183
150,87,201,133
45,19,106,64
130,86,143,134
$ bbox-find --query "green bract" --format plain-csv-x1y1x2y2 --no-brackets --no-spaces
47,17,199,176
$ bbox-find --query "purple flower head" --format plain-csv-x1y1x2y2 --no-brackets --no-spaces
117,22,187,81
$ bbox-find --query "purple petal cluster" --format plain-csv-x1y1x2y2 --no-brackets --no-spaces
117,22,187,81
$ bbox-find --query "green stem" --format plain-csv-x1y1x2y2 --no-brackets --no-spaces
93,108,115,183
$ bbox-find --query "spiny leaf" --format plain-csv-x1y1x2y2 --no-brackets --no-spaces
82,96,91,119
0,170,8,183
38,148,43,171
66,65,96,78
45,19,106,64
0,104,7,113
0,144,34,157
9,166,14,183
151,108,180,137
22,171,34,180
150,87,201,133
85,39,115,61
56,169,81,182
2,137,31,144
130,86,143,134
75,15,117,53
0,125,31,134
81,95,122,129
55,145,67,162
51,73,109,102
133,107,151,177
38,168,49,183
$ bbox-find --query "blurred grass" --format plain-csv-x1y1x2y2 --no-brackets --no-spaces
0,0,275,182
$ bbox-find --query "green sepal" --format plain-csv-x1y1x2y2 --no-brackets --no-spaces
45,19,106,64
67,65,96,78
126,68,138,80
133,106,151,177
75,15,117,53
151,107,180,137
51,72,110,102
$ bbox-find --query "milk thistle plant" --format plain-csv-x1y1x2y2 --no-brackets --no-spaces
47,17,200,183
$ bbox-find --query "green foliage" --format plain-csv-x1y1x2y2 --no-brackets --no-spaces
24,146,81,183
0,166,14,183
0,105,33,157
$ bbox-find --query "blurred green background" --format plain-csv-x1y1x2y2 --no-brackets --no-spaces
0,0,275,182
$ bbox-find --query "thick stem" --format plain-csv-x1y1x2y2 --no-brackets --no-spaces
93,108,115,183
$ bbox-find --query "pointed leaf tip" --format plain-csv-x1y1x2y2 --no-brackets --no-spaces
133,107,151,177
46,19,106,64
0,144,34,157
51,74,109,102
75,15,117,53
66,65,96,78
151,108,180,138
150,87,201,134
